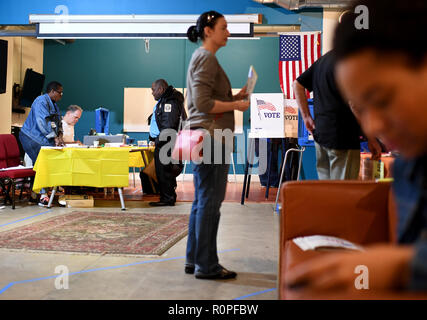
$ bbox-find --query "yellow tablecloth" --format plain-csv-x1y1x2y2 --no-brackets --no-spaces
33,147,130,192
127,146,155,168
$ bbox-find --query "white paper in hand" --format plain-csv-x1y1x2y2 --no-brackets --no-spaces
246,65,258,97
293,235,364,251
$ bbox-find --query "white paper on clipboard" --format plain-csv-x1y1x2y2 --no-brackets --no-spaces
246,65,258,96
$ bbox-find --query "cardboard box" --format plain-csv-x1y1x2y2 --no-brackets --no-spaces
58,195,94,208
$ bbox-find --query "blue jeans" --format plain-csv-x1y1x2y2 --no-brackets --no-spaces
19,131,54,164
186,162,230,275
19,131,53,194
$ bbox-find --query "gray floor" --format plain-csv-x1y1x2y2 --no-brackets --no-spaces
0,198,279,300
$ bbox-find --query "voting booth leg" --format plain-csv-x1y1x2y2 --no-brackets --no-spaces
246,174,252,198
240,155,249,205
48,187,57,208
241,138,254,205
118,187,126,211
264,141,277,199
247,139,256,198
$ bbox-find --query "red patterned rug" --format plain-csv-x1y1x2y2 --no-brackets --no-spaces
0,212,189,256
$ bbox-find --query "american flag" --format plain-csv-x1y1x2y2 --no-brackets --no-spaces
256,99,276,111
279,32,322,99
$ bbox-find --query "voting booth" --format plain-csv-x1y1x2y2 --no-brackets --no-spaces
250,93,299,138
242,93,304,207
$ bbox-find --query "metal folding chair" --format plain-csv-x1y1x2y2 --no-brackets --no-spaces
274,146,305,212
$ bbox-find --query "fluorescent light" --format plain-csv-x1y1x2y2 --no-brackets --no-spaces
29,14,259,39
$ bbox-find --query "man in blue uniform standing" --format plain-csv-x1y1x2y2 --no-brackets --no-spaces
145,79,186,206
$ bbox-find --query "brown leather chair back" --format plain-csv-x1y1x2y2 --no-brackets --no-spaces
281,180,393,245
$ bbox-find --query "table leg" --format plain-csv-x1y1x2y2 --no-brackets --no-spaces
48,187,56,208
133,167,136,188
118,187,126,211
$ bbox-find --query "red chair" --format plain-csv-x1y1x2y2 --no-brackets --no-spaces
0,134,35,209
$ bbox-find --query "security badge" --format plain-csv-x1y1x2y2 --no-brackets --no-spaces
164,104,172,112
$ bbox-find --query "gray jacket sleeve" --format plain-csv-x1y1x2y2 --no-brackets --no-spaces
191,54,218,113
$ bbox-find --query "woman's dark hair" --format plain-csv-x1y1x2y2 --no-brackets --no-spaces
187,11,224,43
46,81,62,93
334,0,427,66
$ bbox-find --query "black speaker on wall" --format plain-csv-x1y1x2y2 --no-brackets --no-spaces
19,68,45,107
0,39,7,94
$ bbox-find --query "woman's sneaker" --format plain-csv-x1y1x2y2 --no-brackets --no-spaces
38,196,50,207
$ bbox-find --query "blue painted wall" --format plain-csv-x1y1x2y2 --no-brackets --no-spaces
2,0,321,179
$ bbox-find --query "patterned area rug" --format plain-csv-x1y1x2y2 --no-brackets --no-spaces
0,212,189,256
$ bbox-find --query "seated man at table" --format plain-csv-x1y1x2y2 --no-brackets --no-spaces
286,0,427,292
60,105,84,197
62,105,83,143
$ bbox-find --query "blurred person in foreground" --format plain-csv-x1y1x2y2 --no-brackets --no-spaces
287,0,427,292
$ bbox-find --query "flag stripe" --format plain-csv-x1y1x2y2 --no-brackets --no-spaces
291,61,295,98
303,35,308,74
285,59,290,99
279,61,284,93
310,34,315,68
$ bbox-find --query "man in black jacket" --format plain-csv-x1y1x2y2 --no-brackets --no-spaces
148,79,186,206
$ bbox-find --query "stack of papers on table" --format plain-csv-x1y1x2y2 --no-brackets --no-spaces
105,143,123,147
293,235,364,251
65,143,87,148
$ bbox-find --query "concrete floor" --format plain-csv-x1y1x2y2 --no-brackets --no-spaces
0,196,279,300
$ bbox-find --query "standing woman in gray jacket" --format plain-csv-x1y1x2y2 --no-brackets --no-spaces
184,11,250,279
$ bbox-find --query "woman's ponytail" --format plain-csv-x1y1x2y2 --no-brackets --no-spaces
187,25,199,43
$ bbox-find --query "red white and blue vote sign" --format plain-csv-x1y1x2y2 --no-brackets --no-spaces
250,93,285,138
250,94,299,138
